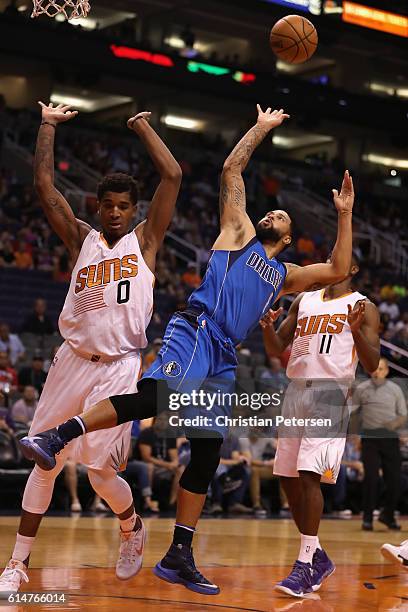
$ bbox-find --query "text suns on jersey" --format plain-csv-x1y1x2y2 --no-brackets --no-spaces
294,313,349,338
74,254,138,294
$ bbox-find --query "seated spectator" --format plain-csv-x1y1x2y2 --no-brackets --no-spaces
379,294,400,322
0,323,25,366
240,430,288,517
181,263,201,289
123,442,159,513
0,351,18,393
137,415,183,508
259,357,289,393
11,385,38,427
14,240,33,270
0,240,16,267
21,298,54,335
209,435,251,515
143,338,163,372
297,232,315,258
18,354,47,395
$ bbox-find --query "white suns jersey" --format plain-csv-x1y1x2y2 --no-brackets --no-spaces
59,229,154,359
286,289,367,380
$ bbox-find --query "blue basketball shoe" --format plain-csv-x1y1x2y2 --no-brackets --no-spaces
153,544,220,595
311,548,335,591
19,428,66,471
275,560,315,598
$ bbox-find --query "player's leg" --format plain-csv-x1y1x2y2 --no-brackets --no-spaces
0,344,92,594
153,435,223,595
154,337,239,595
87,468,145,580
279,476,304,530
0,451,68,594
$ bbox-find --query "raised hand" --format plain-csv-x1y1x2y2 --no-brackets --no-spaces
256,105,290,130
259,307,283,329
332,170,354,215
39,101,78,126
127,111,152,130
347,301,365,333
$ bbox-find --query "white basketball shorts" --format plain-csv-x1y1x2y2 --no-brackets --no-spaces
29,342,141,472
273,380,350,484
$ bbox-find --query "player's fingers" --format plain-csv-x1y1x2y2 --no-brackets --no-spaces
256,103,262,114
60,105,73,112
332,189,339,198
48,102,53,108
347,304,352,314
272,307,283,320
266,107,271,114
38,101,46,108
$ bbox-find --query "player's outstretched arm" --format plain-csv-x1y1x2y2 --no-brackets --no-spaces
348,300,380,373
128,112,182,272
282,170,354,293
215,105,289,248
260,294,303,357
34,102,89,260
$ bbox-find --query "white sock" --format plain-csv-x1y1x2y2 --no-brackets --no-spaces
315,536,321,551
12,533,35,564
119,511,137,533
298,534,318,564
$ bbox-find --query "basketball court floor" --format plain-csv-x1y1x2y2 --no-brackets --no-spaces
0,516,406,611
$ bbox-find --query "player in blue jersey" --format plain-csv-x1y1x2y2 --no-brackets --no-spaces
20,105,355,595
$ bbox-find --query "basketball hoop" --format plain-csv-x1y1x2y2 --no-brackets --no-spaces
31,0,91,19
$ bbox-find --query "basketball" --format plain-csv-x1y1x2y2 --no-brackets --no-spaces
270,15,318,64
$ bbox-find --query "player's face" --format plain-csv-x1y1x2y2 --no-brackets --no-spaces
256,210,292,245
98,191,135,241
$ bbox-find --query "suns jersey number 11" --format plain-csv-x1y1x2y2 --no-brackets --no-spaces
286,289,366,380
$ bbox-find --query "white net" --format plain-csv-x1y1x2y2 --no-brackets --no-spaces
31,0,91,19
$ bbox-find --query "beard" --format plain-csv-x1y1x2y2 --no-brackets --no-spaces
255,221,282,244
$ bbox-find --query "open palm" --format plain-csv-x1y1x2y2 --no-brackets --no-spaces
256,105,290,129
39,101,78,126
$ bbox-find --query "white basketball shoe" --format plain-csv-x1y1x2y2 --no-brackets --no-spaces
116,518,146,580
381,540,408,570
0,560,29,597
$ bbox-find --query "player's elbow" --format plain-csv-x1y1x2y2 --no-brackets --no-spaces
164,163,182,183
222,159,240,175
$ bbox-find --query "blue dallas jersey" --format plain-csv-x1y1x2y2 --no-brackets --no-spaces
188,236,287,345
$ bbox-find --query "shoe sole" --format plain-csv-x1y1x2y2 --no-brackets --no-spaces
153,563,220,595
312,565,336,591
116,522,147,581
19,439,56,471
274,584,313,598
381,545,408,570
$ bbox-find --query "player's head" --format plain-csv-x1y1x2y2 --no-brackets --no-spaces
255,210,293,251
326,251,360,280
97,173,139,241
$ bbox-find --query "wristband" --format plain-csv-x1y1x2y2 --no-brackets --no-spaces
41,121,56,129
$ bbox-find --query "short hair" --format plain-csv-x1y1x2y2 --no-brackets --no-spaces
97,173,139,206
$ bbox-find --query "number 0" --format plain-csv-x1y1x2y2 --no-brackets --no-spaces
117,280,130,304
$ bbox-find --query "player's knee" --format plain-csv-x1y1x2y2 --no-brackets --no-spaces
180,437,223,494
110,378,168,425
